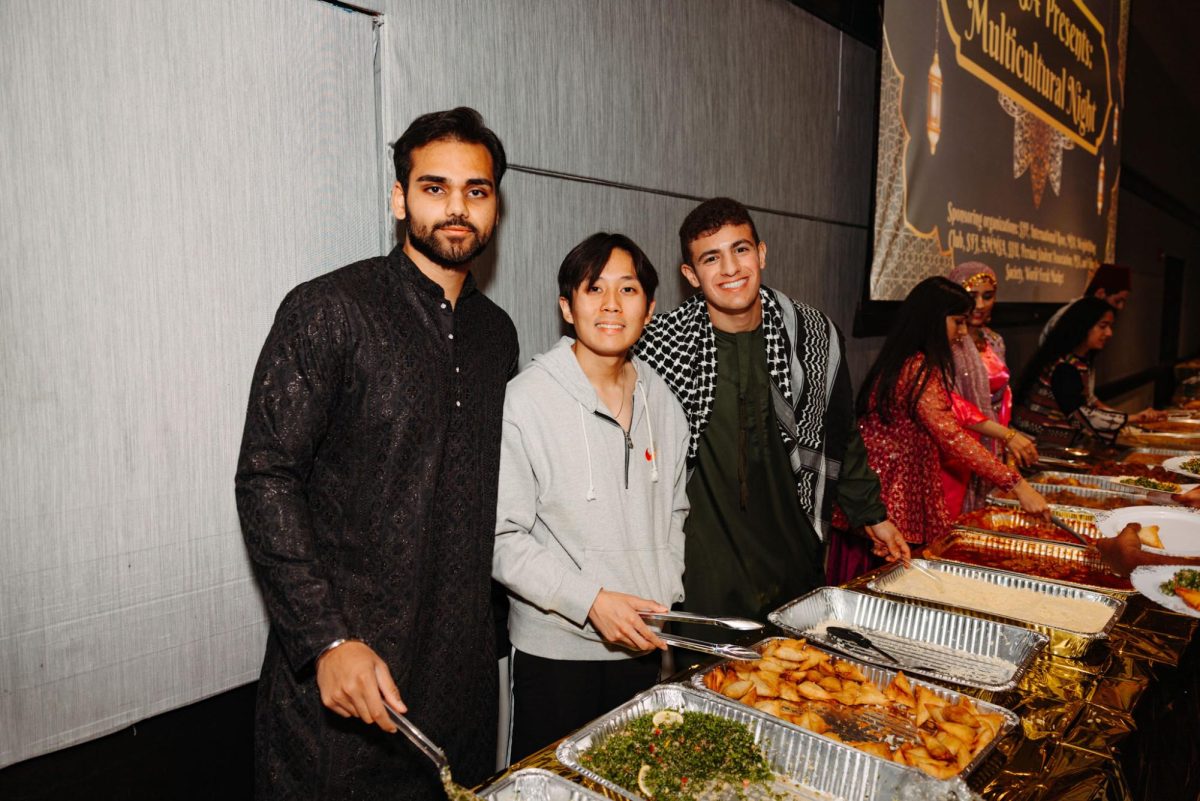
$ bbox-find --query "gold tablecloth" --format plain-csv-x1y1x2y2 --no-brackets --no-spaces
482,578,1197,801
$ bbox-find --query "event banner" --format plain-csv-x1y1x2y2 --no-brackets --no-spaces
870,0,1129,302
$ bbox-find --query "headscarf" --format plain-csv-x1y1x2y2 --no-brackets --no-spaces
946,262,997,427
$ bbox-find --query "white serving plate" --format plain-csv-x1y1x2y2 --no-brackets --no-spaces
1096,506,1200,556
1130,565,1200,618
1162,454,1200,481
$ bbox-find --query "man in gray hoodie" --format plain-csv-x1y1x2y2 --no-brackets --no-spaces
493,233,691,762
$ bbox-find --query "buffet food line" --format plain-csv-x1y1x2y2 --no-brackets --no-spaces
475,403,1200,801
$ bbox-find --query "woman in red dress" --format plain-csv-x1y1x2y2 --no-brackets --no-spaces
857,278,1048,546
942,263,1039,516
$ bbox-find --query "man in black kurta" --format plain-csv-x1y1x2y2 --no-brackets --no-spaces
235,108,517,800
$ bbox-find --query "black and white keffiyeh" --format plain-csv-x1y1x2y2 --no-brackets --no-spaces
635,287,851,539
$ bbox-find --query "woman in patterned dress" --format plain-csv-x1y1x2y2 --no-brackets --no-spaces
1013,297,1164,446
941,262,1039,516
856,278,1048,546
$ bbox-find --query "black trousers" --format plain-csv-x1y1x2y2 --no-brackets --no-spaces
508,648,662,763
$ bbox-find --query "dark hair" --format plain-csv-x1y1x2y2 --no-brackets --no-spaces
392,106,507,189
1083,263,1131,297
557,233,659,302
1015,296,1115,403
857,277,974,423
678,197,760,266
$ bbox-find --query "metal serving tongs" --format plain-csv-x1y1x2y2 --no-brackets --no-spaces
638,609,764,631
384,704,482,801
655,631,763,661
825,625,936,673
1048,512,1095,549
639,610,764,661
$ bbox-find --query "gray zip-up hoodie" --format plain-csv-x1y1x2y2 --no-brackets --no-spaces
493,336,690,660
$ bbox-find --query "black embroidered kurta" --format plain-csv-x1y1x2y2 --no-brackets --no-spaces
235,247,518,800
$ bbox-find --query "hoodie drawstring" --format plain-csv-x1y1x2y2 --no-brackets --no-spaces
636,379,660,483
578,404,597,501
578,377,660,500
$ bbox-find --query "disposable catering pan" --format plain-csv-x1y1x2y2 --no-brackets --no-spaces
768,587,1047,693
924,528,1134,594
954,506,1099,541
558,684,985,801
479,769,610,801
1118,427,1200,449
867,559,1125,658
1119,446,1198,466
1023,471,1150,496
987,484,1160,512
687,639,1019,784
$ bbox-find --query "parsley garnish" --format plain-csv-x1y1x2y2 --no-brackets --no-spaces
581,710,774,800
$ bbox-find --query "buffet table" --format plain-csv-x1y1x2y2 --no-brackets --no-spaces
484,585,1194,800
482,418,1200,801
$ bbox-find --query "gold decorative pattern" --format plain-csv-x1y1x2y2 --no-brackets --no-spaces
870,31,953,301
1105,165,1120,263
999,93,1075,209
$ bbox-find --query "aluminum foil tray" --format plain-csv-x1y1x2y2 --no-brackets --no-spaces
557,684,984,801
955,506,1099,540
868,558,1125,658
687,639,1017,788
925,528,1133,593
988,483,1159,512
480,769,610,801
1119,446,1197,465
1118,428,1200,449
768,588,1047,692
984,493,1101,518
1024,471,1148,496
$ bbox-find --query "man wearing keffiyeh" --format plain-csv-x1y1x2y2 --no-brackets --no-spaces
634,197,909,625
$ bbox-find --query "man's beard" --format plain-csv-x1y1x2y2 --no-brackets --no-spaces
405,214,493,268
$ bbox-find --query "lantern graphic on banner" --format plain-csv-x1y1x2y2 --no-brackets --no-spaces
1113,106,1119,144
1097,157,1105,214
927,6,943,155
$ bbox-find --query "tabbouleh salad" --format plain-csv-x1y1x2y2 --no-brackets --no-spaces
581,709,775,800
1118,476,1181,492
1160,568,1200,595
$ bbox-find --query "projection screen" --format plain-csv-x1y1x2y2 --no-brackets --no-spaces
869,0,1130,302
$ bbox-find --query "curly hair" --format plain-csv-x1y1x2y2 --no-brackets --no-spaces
678,197,760,266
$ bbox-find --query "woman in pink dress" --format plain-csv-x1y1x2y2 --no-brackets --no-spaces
856,278,1047,547
941,263,1039,516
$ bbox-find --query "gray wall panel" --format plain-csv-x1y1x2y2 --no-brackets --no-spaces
0,0,380,766
1112,190,1200,363
381,0,876,224
482,170,881,387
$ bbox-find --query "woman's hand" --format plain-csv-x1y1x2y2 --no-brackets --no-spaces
587,589,668,652
1012,479,1049,518
1129,408,1167,424
864,520,912,564
1004,430,1039,468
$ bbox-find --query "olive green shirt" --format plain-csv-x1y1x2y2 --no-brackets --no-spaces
682,326,884,623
